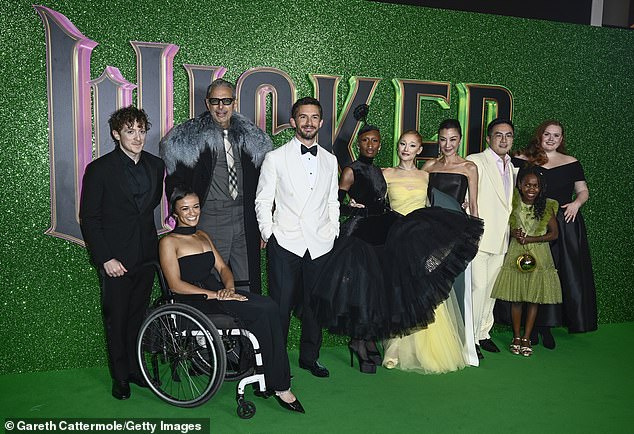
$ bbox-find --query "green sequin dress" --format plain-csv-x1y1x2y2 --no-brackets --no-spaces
491,192,562,304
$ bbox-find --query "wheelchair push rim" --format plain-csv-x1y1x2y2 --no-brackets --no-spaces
137,303,226,407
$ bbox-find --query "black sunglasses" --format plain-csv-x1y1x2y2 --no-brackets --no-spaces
207,97,235,106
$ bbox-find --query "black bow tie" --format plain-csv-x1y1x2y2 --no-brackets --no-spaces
301,144,318,156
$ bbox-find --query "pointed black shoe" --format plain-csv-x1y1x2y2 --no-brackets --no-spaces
112,380,130,400
274,395,305,414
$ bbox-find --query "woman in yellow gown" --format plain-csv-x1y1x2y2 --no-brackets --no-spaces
382,130,472,374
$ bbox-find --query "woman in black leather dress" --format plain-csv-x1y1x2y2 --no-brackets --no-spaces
422,119,479,216
159,187,304,413
422,119,482,365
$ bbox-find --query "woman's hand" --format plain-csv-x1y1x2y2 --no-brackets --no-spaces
217,288,247,301
561,181,589,223
349,199,365,208
560,201,581,223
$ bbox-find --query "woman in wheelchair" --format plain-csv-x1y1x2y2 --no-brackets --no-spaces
159,187,305,414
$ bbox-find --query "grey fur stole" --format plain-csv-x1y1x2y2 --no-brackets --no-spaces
159,111,273,173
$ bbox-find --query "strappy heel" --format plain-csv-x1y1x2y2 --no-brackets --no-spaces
510,337,521,355
520,338,533,357
365,340,383,365
348,340,377,374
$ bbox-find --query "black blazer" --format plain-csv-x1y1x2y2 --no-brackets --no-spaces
80,149,165,272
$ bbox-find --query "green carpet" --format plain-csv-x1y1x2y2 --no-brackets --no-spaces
2,323,633,434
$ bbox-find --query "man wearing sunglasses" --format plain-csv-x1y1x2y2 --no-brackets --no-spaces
160,78,272,294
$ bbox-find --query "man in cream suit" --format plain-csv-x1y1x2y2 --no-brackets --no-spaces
466,118,515,359
255,97,339,377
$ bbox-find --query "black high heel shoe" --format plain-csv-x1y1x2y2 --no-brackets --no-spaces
365,340,382,365
274,394,305,414
348,340,376,374
540,327,556,350
530,329,539,346
255,389,305,413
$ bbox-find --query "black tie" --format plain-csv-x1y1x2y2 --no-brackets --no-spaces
301,144,318,156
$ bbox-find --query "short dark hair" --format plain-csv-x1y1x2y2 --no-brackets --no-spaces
169,186,198,217
291,97,322,119
108,106,151,144
358,123,380,137
486,118,514,136
206,78,236,99
438,119,462,138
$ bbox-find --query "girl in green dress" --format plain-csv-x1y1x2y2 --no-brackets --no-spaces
491,166,562,357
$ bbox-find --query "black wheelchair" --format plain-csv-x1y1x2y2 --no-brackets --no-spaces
136,262,265,418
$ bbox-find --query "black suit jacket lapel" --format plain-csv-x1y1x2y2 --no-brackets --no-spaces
139,154,159,212
111,150,139,211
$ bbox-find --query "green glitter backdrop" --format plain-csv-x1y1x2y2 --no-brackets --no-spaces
1,0,632,374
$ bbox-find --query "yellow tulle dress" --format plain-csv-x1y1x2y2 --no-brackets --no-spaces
382,173,467,374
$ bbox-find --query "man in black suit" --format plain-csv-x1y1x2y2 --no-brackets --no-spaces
80,106,165,400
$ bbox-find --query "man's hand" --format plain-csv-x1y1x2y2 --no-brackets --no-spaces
103,258,128,278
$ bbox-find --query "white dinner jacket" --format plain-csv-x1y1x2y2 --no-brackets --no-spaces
255,137,340,259
466,149,515,255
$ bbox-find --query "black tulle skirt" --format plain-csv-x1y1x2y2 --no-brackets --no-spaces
312,208,483,340
312,212,396,339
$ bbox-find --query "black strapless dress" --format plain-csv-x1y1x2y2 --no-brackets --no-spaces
428,172,468,210
312,161,484,340
494,158,597,332
177,252,291,390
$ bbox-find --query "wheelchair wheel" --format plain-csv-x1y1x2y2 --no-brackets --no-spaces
236,397,256,419
137,303,226,407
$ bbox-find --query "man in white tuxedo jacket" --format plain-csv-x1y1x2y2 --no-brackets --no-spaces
466,119,515,359
255,97,339,377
